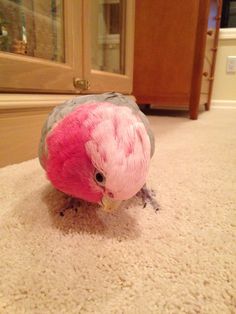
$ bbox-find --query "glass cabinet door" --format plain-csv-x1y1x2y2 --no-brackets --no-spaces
83,0,135,94
91,0,126,74
0,0,134,94
0,0,82,93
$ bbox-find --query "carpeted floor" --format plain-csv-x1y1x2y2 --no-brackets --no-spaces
0,108,235,314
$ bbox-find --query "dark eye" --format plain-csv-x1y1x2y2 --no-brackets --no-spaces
94,171,106,185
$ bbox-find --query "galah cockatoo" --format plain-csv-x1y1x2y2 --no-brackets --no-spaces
39,93,156,212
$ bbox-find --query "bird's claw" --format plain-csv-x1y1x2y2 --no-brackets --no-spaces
138,186,160,212
60,197,80,216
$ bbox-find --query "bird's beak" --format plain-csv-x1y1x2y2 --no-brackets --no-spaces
101,196,122,212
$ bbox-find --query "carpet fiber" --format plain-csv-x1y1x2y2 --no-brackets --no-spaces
0,108,235,314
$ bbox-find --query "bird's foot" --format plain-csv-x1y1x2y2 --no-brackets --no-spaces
60,196,80,216
138,186,160,212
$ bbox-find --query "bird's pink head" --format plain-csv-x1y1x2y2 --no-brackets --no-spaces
45,102,151,209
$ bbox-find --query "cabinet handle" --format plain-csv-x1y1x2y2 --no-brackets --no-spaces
203,72,209,77
207,30,214,36
73,78,90,91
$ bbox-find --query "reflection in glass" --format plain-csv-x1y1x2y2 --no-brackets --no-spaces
229,1,236,27
91,0,126,74
0,0,64,62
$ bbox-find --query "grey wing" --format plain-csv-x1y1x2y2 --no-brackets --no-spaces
137,110,155,158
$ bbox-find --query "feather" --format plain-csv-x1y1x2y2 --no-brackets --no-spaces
39,93,155,168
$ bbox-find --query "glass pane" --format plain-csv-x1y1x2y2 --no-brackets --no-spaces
0,0,64,62
229,1,236,27
91,0,126,74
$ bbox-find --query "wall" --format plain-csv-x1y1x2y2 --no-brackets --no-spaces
212,29,236,105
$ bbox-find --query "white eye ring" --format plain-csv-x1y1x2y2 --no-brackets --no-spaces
94,170,106,186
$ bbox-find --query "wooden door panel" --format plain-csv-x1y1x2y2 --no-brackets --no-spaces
133,0,199,104
0,107,52,167
0,53,75,93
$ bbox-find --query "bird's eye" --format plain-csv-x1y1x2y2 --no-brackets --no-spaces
94,171,106,186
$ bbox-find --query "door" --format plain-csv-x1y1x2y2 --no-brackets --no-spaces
0,0,134,94
0,0,83,93
133,0,200,106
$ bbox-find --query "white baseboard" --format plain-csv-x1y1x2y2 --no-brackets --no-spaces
219,28,236,40
211,100,236,109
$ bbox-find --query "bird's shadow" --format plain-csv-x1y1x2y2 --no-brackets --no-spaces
41,184,141,240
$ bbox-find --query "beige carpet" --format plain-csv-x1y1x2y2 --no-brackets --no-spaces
0,108,235,314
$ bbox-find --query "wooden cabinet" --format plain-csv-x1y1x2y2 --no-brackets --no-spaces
0,0,134,94
0,0,223,166
133,0,222,119
0,0,135,167
0,1,81,93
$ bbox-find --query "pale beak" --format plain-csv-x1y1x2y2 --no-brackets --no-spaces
101,196,122,212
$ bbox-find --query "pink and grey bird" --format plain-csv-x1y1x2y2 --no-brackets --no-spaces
39,93,155,212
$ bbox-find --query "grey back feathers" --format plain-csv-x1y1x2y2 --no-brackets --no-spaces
38,92,155,167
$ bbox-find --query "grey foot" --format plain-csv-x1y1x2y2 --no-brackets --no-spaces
60,197,80,216
138,186,160,212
